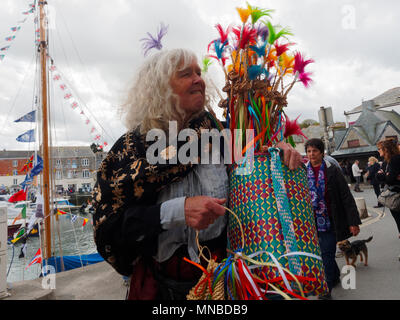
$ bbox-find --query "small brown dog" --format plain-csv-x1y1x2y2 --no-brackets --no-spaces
337,236,373,267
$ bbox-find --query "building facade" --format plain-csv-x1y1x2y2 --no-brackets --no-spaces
0,147,105,193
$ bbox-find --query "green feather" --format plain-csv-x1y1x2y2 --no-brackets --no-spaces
246,2,274,24
264,21,293,44
202,56,212,73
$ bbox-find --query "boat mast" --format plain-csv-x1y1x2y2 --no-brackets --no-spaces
39,0,52,260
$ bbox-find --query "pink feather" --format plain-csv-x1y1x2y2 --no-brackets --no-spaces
215,24,231,44
299,72,313,87
284,114,308,139
293,52,314,74
232,24,257,49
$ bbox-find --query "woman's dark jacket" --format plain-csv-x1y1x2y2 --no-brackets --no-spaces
376,154,400,192
324,160,362,241
366,162,381,185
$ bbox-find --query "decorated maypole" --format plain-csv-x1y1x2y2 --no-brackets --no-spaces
187,3,329,300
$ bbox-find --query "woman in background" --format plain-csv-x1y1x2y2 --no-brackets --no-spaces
376,139,400,238
364,156,382,208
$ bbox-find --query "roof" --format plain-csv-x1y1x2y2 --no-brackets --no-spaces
333,129,347,148
345,87,400,115
0,150,33,159
51,146,95,158
331,145,379,157
0,146,95,160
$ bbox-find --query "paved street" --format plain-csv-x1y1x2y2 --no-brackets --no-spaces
330,183,400,300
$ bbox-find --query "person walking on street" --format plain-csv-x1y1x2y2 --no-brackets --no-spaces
305,138,361,300
352,160,363,192
376,139,400,239
364,157,383,208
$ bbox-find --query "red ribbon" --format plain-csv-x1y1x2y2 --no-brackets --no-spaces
183,257,213,297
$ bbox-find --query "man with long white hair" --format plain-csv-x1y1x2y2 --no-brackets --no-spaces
92,48,302,300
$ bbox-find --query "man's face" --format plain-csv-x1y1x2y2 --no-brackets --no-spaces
170,59,205,117
306,145,323,167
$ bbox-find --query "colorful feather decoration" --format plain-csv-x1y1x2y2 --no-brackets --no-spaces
293,52,314,75
264,21,293,45
255,24,269,42
215,23,231,44
246,3,274,25
232,24,257,50
283,114,307,139
206,2,314,154
202,56,213,73
236,7,251,24
139,22,169,57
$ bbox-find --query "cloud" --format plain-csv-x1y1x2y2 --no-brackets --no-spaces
0,0,399,151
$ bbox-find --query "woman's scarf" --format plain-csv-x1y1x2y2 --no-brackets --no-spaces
307,161,331,232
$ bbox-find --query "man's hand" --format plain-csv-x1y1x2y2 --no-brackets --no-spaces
184,196,226,230
262,141,303,170
349,225,360,237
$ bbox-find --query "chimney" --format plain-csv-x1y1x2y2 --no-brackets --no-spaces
361,99,375,112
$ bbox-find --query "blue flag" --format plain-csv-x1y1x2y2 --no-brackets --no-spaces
16,129,35,142
20,174,33,190
30,155,43,177
15,110,36,123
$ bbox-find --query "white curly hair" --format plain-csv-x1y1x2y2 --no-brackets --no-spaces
120,48,215,135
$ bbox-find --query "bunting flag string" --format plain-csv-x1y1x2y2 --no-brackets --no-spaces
0,3,36,63
56,209,92,227
48,63,109,150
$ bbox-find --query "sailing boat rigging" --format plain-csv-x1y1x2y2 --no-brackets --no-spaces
3,0,111,279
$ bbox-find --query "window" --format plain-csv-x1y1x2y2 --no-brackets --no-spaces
71,160,77,168
67,159,71,167
347,139,360,148
67,170,72,179
12,160,18,167
82,169,90,178
56,159,62,168
81,158,89,167
13,170,18,176
13,178,18,185
55,170,62,180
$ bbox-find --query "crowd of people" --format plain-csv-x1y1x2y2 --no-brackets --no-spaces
92,48,400,301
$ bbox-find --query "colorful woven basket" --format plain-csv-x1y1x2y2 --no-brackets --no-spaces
228,150,329,296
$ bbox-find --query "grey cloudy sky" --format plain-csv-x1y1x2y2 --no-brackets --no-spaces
0,0,399,151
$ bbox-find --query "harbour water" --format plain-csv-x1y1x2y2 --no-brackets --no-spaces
6,210,97,283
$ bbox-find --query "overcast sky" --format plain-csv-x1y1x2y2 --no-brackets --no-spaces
1,0,399,151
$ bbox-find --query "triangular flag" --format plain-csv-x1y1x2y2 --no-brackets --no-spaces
16,129,35,142
57,209,67,215
25,248,42,269
71,214,77,223
82,218,89,227
30,155,43,177
21,204,27,219
15,110,36,123
19,155,34,173
8,189,27,202
11,227,26,243
11,212,22,225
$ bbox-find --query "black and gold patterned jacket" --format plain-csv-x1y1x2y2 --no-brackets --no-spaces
92,111,224,276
